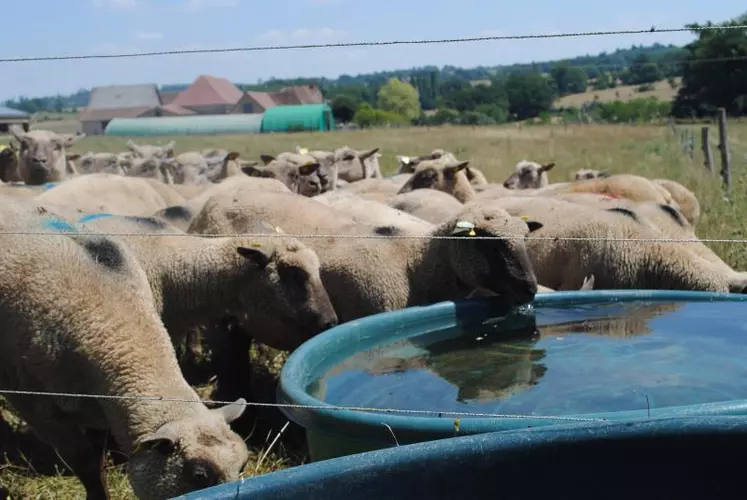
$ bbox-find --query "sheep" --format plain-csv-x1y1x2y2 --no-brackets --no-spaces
502,160,556,189
125,155,176,184
293,147,339,192
574,168,610,180
388,189,465,224
216,152,259,181
339,176,409,202
476,196,747,293
77,152,126,175
313,190,434,234
651,178,700,226
333,146,382,182
8,125,86,185
53,212,339,351
0,198,249,499
125,139,176,159
397,150,488,186
34,173,178,216
246,154,323,196
154,175,292,231
0,142,22,182
397,158,476,203
166,151,230,185
189,190,542,322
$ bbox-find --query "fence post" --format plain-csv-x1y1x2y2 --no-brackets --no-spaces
668,116,676,136
717,108,731,190
688,131,695,161
701,126,714,173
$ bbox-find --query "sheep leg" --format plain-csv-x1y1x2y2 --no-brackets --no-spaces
5,397,111,500
205,317,253,404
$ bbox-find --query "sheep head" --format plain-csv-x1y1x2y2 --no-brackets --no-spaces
503,160,555,189
397,159,470,197
125,139,176,159
10,125,86,185
127,399,249,500
442,205,541,306
244,156,321,196
0,142,20,182
334,146,380,180
126,156,175,184
232,225,339,349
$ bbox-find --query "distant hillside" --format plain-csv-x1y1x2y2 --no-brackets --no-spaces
3,43,686,114
555,77,682,108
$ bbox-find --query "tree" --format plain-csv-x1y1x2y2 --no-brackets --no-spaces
672,13,747,117
376,78,422,122
550,63,589,96
504,72,556,120
330,95,358,123
628,54,662,84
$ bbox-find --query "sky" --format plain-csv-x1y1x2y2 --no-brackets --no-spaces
0,0,744,101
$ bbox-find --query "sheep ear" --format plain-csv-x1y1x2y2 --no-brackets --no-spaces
226,151,240,161
446,160,469,173
359,148,379,161
541,162,556,172
211,398,247,424
237,246,270,269
67,153,81,162
135,425,179,454
526,220,543,232
259,154,275,165
598,170,611,178
298,162,320,176
242,164,270,178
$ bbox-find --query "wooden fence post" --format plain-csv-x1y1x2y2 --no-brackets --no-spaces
668,117,676,136
701,126,714,173
688,131,695,161
717,108,731,190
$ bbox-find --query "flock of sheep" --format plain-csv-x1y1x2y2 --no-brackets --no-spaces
0,122,745,499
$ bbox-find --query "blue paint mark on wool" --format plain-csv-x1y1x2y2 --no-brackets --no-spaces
42,217,77,233
42,182,58,191
78,213,113,223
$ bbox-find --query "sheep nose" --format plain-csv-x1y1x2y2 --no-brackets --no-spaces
33,156,47,163
321,320,338,331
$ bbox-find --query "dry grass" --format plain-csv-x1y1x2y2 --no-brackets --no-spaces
555,78,681,108
1,121,747,496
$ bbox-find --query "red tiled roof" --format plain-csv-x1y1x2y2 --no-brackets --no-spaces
171,75,243,107
77,106,151,122
244,91,277,111
159,104,196,115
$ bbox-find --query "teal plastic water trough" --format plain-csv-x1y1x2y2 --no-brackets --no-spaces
177,415,747,499
275,290,747,461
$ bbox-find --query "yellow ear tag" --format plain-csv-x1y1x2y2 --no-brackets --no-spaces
0,145,6,152
520,215,529,221
250,241,262,248
468,229,476,236
299,148,309,155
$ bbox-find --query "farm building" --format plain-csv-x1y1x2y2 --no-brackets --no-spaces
0,106,30,133
170,75,243,115
104,113,263,136
260,104,335,133
78,84,163,135
232,84,325,114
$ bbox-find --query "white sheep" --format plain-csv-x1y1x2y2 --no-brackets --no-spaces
247,154,324,196
188,190,542,322
8,125,86,185
388,189,465,224
477,196,747,293
0,199,249,499
34,173,181,216
502,160,556,189
125,139,176,159
397,158,476,203
313,190,434,234
651,178,700,226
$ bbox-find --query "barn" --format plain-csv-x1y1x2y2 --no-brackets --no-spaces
104,113,263,136
77,84,163,135
0,106,30,134
260,104,335,133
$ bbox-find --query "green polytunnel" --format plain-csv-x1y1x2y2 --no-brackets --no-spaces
260,104,335,133
104,114,264,136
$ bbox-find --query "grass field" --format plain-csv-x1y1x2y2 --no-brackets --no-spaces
1,121,747,497
555,78,681,108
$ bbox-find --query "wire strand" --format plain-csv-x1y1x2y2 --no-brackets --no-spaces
1,229,747,245
0,388,606,423
1,25,746,63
